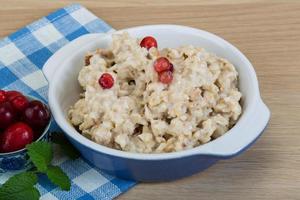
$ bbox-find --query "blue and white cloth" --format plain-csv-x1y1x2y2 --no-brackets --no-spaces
0,4,136,199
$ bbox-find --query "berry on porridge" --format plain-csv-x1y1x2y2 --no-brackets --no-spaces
140,36,158,50
154,57,171,73
68,32,242,153
158,70,173,84
98,73,114,89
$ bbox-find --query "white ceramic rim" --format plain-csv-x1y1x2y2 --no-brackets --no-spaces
45,24,270,160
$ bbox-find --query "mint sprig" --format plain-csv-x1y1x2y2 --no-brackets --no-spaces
0,138,74,200
27,141,52,172
46,165,71,190
0,172,40,200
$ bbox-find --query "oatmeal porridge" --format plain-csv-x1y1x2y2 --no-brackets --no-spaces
68,32,242,153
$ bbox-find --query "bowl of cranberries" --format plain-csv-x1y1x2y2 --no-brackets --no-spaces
0,90,51,172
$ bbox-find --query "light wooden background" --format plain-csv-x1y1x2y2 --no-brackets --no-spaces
0,0,299,199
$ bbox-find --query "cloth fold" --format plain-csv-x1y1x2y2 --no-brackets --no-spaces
0,4,136,200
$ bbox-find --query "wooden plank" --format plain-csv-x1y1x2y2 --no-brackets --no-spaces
0,0,299,199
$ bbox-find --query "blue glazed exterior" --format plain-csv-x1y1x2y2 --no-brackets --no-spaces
68,135,218,181
66,123,269,182
0,95,51,173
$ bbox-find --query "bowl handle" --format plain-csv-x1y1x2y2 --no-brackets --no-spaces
42,32,114,82
197,98,271,157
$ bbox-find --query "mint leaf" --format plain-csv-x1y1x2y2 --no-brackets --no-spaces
0,172,40,200
26,141,52,172
0,140,73,200
46,165,71,191
51,132,80,160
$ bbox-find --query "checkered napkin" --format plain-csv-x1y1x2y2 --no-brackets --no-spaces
0,4,136,199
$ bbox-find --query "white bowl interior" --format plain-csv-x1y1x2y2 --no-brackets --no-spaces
48,25,262,159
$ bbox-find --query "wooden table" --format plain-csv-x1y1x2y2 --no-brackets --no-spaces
0,0,299,199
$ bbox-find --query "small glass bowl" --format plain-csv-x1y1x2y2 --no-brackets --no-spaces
0,95,51,173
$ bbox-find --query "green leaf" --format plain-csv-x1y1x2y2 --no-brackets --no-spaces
26,141,52,172
51,132,80,159
0,172,40,200
46,165,71,191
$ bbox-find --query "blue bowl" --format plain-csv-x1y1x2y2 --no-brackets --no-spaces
46,25,271,182
67,123,268,182
0,95,51,173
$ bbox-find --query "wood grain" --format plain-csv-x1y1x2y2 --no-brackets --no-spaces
0,0,299,199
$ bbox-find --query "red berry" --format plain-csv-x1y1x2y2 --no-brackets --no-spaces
99,73,114,89
0,90,6,103
0,122,33,153
6,91,23,102
0,102,16,129
23,100,51,129
140,36,158,50
11,95,29,112
159,70,173,84
154,57,171,73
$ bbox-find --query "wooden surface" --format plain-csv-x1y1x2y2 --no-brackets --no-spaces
0,0,299,199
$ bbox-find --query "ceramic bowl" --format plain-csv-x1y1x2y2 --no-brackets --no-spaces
0,95,51,172
43,25,270,182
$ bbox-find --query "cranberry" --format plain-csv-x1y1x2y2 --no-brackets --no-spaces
140,36,158,50
11,95,29,112
23,100,51,129
0,102,16,129
154,57,172,73
6,91,23,102
0,122,33,153
0,90,6,103
98,73,114,89
159,70,173,84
